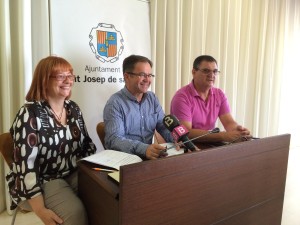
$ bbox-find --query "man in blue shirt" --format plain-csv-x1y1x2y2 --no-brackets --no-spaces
103,55,173,159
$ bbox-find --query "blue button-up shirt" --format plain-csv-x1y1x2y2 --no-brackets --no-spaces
103,87,173,158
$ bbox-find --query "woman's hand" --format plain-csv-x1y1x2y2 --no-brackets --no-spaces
35,207,63,225
28,195,63,225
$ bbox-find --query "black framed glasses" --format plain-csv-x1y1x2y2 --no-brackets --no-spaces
195,68,220,76
127,72,155,78
50,74,76,81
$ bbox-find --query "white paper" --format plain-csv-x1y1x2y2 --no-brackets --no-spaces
82,150,142,170
160,143,185,156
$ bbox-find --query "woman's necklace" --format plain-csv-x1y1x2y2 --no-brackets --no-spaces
51,107,64,123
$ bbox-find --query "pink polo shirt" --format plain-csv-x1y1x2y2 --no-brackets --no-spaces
170,81,230,130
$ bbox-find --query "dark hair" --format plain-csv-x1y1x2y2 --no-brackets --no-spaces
122,55,153,74
26,56,73,101
193,55,218,69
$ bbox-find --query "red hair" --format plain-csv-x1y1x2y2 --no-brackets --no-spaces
26,56,73,101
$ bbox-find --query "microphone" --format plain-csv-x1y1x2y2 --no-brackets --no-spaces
163,115,198,151
165,127,220,151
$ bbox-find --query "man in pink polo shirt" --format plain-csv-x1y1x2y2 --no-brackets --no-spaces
170,55,251,144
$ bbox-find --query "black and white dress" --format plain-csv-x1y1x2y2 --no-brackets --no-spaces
6,100,96,209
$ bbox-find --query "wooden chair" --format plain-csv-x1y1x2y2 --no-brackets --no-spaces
96,122,106,149
0,132,32,225
0,132,14,167
95,122,167,149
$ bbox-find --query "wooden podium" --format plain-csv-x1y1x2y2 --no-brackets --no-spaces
78,134,290,225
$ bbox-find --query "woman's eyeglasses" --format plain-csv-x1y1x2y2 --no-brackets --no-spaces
50,74,76,81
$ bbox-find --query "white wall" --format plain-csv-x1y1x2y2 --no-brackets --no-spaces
50,0,151,151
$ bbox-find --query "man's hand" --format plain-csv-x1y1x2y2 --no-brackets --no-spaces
221,127,252,143
146,144,168,159
236,125,252,138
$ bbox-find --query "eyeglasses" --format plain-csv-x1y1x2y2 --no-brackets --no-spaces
127,72,155,78
50,74,76,81
196,68,220,76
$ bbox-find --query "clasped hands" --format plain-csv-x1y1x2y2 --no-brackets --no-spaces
224,125,252,143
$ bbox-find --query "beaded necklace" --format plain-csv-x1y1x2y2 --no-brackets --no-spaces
51,107,64,123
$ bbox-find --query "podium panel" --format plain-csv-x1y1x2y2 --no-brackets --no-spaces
78,134,290,225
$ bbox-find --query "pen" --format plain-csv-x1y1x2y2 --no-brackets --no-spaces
92,168,116,172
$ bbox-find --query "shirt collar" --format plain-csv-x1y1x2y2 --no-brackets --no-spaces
189,80,214,97
121,86,148,103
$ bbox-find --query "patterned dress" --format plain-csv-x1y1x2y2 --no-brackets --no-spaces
6,100,96,209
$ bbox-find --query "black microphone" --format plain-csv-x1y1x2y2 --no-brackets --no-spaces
163,115,197,151
178,127,220,146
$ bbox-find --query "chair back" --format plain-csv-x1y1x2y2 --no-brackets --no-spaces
95,122,166,148
0,132,14,167
96,122,106,149
0,132,33,217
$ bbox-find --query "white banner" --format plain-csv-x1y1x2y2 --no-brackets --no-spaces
50,0,151,150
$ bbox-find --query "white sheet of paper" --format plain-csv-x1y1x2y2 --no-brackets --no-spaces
159,143,185,156
81,150,142,170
